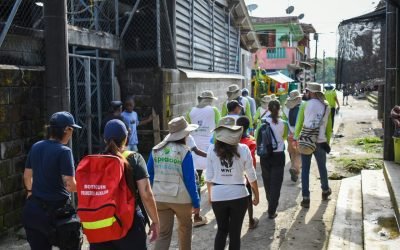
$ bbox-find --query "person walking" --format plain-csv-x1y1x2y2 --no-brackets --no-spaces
85,119,160,250
101,101,127,134
225,100,243,121
282,90,303,182
294,82,333,208
22,111,82,250
206,117,259,250
221,84,253,128
258,100,288,219
186,90,220,226
242,88,256,119
147,117,200,250
236,116,259,229
324,84,340,129
253,95,276,137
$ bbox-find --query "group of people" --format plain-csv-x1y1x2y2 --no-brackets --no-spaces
22,81,336,250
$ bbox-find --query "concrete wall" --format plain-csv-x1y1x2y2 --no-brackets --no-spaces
0,67,45,234
162,69,242,126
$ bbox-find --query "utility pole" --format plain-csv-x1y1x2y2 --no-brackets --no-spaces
313,33,318,81
44,0,70,117
322,50,326,84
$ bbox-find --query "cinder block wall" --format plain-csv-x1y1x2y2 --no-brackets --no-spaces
0,68,45,234
163,69,242,122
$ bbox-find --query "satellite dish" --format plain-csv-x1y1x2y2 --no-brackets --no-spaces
286,6,295,14
298,13,305,20
247,4,258,12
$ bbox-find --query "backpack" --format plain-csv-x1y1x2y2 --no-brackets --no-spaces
256,120,278,157
76,154,135,243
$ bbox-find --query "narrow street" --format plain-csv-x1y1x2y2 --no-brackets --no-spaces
0,95,382,250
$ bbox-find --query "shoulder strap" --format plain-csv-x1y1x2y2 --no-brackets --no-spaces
123,151,151,226
266,121,278,149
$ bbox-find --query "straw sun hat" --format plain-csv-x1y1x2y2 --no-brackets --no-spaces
154,116,199,150
285,90,302,109
212,117,243,145
227,84,241,100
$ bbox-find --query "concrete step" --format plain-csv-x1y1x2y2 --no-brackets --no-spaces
327,176,363,250
383,161,400,228
362,170,400,249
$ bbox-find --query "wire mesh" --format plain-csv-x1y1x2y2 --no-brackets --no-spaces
0,0,45,66
67,0,119,35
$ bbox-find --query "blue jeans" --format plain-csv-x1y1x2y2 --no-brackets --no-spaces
301,143,330,198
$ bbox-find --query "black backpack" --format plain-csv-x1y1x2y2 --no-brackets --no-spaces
256,120,278,157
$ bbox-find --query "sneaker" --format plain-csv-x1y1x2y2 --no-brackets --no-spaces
193,216,208,227
301,198,310,208
322,188,332,200
289,168,298,182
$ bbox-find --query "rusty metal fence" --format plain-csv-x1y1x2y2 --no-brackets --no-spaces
69,54,115,160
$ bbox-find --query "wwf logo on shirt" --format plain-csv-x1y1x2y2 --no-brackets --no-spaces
220,159,233,173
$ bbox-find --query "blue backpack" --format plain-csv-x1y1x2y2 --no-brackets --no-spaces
256,120,278,157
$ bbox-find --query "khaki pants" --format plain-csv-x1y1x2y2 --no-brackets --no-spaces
288,134,301,175
154,202,192,250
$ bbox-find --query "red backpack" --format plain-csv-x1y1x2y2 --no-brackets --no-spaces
76,155,135,243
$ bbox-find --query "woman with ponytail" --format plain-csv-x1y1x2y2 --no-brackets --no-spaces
258,100,288,219
90,119,159,250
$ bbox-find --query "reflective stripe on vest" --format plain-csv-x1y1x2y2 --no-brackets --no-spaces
82,216,117,230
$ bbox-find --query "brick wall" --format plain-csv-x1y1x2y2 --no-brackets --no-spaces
0,67,45,234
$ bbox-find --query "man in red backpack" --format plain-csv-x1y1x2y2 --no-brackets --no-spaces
77,119,159,250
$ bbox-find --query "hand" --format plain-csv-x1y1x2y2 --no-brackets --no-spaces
148,222,160,242
192,207,200,214
252,196,259,206
147,115,153,122
291,140,298,149
26,192,32,199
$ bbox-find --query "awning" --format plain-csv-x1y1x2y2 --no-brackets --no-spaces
179,69,245,80
266,72,294,83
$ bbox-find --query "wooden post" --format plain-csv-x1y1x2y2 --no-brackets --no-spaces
152,108,161,145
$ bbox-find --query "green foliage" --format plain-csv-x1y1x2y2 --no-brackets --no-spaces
335,157,383,173
279,34,290,42
315,57,336,83
354,136,383,153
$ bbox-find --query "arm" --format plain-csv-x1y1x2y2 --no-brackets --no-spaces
137,178,160,242
245,102,254,129
283,121,289,141
181,152,200,208
193,147,207,158
138,115,153,126
62,175,77,192
147,153,155,186
243,146,259,205
205,146,214,204
221,102,228,117
294,102,306,140
23,168,33,197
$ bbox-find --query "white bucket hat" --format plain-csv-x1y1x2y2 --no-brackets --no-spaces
227,84,241,100
305,82,324,93
153,116,199,150
285,90,302,109
212,117,243,145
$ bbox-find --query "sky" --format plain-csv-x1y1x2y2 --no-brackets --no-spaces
245,0,380,58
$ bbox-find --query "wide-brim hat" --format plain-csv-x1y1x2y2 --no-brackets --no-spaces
212,117,243,145
227,84,241,100
285,90,302,109
154,116,198,150
305,82,323,93
198,90,218,100
260,94,276,104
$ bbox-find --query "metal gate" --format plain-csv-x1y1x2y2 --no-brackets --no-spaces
69,54,115,160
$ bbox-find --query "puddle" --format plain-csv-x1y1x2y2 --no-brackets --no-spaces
373,217,400,240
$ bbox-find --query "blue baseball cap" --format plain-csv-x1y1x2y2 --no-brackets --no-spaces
49,111,81,129
104,119,128,141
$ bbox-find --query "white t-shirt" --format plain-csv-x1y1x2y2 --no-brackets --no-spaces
189,106,217,170
303,99,330,143
205,144,257,202
264,117,286,152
